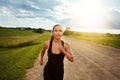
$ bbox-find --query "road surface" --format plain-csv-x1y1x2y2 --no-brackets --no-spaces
25,36,120,80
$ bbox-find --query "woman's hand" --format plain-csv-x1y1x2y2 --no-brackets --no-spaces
59,43,74,62
59,44,66,53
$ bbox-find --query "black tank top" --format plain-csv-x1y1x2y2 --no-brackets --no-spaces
46,39,65,68
44,39,65,80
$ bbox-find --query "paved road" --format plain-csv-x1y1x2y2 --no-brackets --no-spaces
25,36,120,80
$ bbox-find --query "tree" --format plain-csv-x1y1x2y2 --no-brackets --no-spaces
106,33,113,37
34,28,45,33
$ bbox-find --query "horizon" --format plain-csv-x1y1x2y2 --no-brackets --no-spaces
1,25,120,34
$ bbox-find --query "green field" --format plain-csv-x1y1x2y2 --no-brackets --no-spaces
64,30,120,48
67,35,120,49
0,28,50,80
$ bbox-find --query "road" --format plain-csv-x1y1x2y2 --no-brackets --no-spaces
25,36,120,80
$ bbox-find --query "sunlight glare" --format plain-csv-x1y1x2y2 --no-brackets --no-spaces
70,0,108,32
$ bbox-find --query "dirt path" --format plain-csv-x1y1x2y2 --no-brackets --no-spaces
25,36,120,80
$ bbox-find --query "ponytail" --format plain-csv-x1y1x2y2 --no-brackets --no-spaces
50,35,54,42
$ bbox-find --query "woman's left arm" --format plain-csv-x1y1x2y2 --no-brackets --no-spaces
60,42,74,62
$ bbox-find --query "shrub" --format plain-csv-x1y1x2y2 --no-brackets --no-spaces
34,28,45,33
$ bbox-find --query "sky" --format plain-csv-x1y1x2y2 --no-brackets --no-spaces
0,0,120,33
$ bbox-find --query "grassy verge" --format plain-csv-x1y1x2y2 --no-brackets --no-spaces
0,34,42,47
67,35,120,49
0,32,50,80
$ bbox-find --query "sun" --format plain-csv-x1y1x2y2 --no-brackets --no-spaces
70,0,107,32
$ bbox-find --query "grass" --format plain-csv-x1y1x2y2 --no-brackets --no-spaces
0,28,45,47
0,28,50,80
0,34,42,47
0,28,36,37
67,35,120,49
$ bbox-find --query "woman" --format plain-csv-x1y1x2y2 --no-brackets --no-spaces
39,24,74,80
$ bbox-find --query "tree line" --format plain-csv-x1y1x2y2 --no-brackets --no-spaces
0,26,50,33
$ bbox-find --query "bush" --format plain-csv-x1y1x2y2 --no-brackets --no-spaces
105,33,113,37
63,30,73,35
34,28,45,33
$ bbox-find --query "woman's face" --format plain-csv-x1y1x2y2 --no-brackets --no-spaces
52,26,63,39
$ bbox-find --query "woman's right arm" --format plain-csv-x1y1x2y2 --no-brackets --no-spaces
39,41,48,65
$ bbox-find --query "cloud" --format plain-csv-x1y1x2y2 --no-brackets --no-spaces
0,0,81,24
102,8,120,29
0,0,120,31
0,0,71,22
110,9,120,29
0,7,12,16
0,0,73,29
